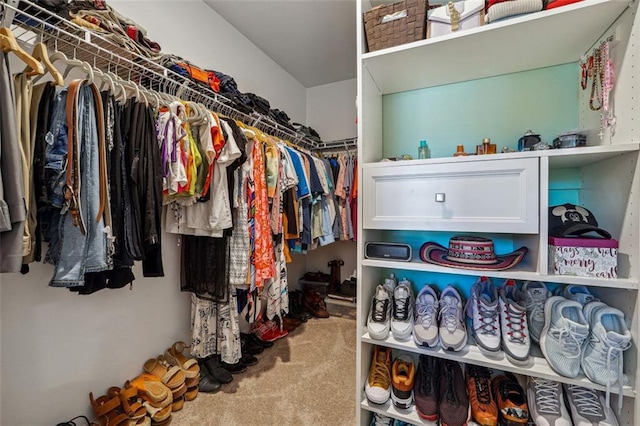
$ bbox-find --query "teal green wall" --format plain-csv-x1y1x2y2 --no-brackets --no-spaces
382,64,579,159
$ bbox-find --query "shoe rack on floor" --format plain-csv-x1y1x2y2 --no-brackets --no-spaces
355,1,640,425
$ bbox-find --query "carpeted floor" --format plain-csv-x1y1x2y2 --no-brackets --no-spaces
172,316,357,425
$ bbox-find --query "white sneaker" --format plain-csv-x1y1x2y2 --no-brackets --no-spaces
438,285,467,351
368,285,392,340
581,302,631,411
556,284,598,305
384,273,398,295
540,296,589,378
391,278,414,340
522,281,550,343
526,377,571,426
466,277,500,356
563,384,619,426
413,285,439,347
499,280,530,365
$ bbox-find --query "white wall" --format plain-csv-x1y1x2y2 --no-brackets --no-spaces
0,2,308,424
306,78,357,141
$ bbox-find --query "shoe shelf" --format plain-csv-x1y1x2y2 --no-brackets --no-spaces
361,259,638,290
360,398,437,426
361,332,636,398
362,0,630,94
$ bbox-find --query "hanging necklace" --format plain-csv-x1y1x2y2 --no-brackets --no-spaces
602,40,613,113
590,46,603,111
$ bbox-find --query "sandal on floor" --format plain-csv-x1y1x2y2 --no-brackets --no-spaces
184,375,199,388
144,358,185,390
130,374,171,405
151,416,172,426
111,384,147,424
164,342,200,379
185,386,199,401
171,382,187,400
89,392,130,426
143,402,172,423
171,396,185,412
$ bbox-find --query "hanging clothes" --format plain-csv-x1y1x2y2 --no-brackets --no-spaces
0,51,27,273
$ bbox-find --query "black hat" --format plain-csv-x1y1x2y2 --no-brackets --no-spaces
548,204,611,239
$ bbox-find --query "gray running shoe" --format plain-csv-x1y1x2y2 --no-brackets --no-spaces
391,279,414,341
582,302,631,412
439,285,467,351
540,296,589,378
499,280,530,365
556,284,598,305
563,384,619,426
523,281,550,343
466,276,500,356
526,377,571,426
413,285,439,347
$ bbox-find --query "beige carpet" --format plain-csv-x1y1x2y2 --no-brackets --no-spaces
172,316,357,425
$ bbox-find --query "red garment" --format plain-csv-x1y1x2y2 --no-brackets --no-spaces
545,0,582,9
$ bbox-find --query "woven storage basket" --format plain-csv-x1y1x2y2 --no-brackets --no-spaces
364,0,429,52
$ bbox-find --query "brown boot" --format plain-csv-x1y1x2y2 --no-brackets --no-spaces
302,288,330,318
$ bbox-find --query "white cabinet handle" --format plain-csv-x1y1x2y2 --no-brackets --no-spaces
435,193,446,202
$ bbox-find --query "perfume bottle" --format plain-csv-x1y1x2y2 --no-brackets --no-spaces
476,138,496,155
453,145,468,157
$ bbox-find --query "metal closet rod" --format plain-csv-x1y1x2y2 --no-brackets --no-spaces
2,0,321,150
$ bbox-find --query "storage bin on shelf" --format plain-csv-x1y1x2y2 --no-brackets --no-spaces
363,0,429,52
548,237,618,278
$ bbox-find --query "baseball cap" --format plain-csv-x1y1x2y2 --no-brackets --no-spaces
548,203,612,239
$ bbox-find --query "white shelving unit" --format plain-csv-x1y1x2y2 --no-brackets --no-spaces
356,1,640,425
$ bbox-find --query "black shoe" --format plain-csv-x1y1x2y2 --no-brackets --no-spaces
221,360,247,374
241,352,258,366
245,332,274,348
200,357,233,384
198,373,221,393
241,333,264,355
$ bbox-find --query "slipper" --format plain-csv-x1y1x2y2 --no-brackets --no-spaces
164,342,200,379
89,393,130,426
171,396,185,412
130,374,171,405
146,388,172,409
144,358,185,390
185,386,199,401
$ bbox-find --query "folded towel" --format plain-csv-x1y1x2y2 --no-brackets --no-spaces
486,0,543,23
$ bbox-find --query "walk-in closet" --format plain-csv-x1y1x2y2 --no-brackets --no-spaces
1,0,640,425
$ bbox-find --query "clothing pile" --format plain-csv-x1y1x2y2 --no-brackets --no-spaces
19,0,163,59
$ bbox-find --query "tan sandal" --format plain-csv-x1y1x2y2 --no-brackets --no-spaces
171,382,187,399
184,375,199,388
89,392,130,426
111,384,147,424
171,396,185,412
184,386,199,401
164,342,200,379
144,357,185,390
129,374,171,405
143,402,172,423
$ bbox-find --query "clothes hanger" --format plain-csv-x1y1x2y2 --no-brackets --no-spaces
51,50,94,82
0,27,44,75
25,43,62,84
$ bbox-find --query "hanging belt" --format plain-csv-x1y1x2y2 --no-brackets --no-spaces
64,79,107,234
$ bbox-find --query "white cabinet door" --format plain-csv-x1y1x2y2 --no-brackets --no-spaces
362,158,539,233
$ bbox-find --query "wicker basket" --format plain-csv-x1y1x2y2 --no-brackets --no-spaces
363,0,429,52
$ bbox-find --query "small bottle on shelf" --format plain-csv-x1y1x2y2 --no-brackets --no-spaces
453,145,468,157
418,140,431,159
